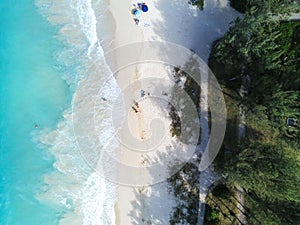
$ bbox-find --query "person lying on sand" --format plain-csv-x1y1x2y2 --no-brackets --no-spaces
131,100,140,113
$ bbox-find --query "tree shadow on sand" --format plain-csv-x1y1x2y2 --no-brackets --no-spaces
147,0,241,60
124,55,213,224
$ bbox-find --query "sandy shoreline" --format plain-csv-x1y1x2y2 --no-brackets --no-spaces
108,0,240,224
109,0,176,224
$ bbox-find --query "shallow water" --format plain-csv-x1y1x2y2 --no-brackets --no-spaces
34,0,119,224
0,0,118,224
0,0,70,224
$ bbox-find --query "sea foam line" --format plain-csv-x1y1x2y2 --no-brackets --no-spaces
35,0,120,224
76,0,102,58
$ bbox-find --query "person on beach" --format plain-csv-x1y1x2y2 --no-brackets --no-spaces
134,18,140,25
133,100,139,108
132,106,139,113
132,101,140,113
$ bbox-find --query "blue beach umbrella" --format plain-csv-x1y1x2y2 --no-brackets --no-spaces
141,4,148,12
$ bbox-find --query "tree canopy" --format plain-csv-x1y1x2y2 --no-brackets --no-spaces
207,0,300,224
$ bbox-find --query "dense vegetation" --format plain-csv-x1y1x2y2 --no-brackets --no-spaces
189,0,205,10
207,0,300,224
168,162,200,225
169,62,201,142
230,0,300,14
168,60,202,224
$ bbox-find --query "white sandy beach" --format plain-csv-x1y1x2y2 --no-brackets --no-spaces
108,0,240,224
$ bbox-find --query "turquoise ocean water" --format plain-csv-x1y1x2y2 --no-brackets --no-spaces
0,1,70,224
1,0,118,224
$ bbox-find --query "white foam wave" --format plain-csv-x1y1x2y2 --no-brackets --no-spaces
35,0,120,224
81,173,116,225
76,0,102,58
37,94,118,225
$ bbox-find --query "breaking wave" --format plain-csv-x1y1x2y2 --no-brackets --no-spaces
35,0,119,224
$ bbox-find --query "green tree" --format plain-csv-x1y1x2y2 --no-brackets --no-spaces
225,142,300,203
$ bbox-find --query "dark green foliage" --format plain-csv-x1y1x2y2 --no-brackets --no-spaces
242,0,300,15
168,162,200,225
225,142,300,203
212,14,300,130
204,204,221,225
214,14,283,76
169,63,201,142
230,0,249,13
208,0,300,224
169,105,181,137
230,0,300,15
189,0,204,10
172,65,201,108
245,194,300,225
168,59,203,223
214,14,300,85
206,184,248,225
